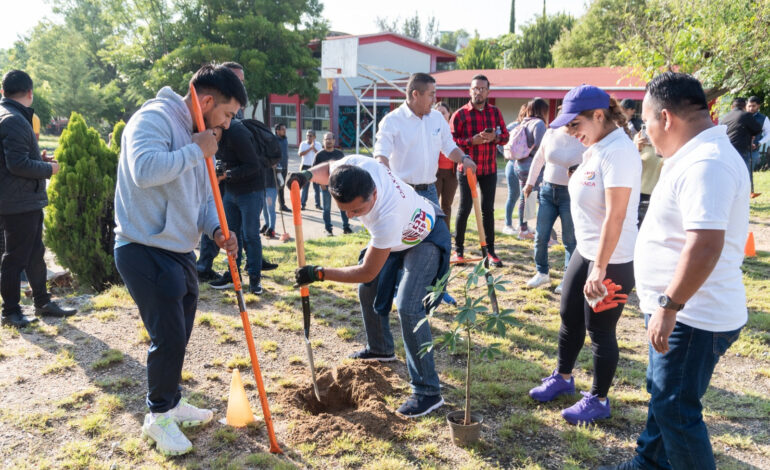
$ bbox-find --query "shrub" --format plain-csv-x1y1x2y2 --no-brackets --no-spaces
44,113,120,290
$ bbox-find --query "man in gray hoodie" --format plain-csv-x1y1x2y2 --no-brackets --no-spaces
113,64,245,456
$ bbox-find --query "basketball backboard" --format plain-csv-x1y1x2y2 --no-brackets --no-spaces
321,37,358,79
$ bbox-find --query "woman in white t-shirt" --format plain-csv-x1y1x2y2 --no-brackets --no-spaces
522,126,585,292
527,85,641,426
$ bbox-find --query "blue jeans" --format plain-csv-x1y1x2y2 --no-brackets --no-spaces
262,187,277,231
300,164,321,208
223,190,264,282
321,188,350,232
195,233,220,273
504,161,519,227
357,220,450,397
534,182,576,274
750,149,760,170
634,316,742,470
415,184,439,206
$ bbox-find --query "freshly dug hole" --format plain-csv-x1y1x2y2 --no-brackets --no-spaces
279,362,411,444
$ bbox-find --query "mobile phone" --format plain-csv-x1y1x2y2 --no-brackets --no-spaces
639,124,648,139
484,127,493,133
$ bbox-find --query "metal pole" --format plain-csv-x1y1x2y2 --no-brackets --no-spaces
373,82,378,149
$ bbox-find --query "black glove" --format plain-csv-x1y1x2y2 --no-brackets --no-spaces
287,170,312,189
215,160,227,177
295,265,324,286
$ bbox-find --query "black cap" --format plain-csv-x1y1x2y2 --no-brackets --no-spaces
620,98,636,110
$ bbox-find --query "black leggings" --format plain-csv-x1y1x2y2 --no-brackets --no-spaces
558,250,635,397
455,171,497,255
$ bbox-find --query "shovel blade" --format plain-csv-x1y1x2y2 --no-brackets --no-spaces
305,337,321,401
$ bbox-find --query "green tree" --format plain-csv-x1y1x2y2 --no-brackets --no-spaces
436,29,470,52
110,120,125,153
499,13,574,69
457,37,500,70
375,12,440,44
148,0,327,121
44,113,120,290
552,0,645,67
617,0,770,100
509,0,516,34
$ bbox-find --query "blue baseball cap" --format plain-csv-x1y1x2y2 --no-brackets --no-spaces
550,85,611,128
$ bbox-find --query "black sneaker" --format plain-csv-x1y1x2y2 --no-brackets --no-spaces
315,204,322,210
265,229,278,240
396,394,444,418
260,224,268,234
1,311,39,327
343,227,353,234
487,253,504,268
262,260,278,271
209,272,234,290
348,349,397,362
249,282,263,295
197,269,219,282
280,205,291,212
324,229,334,237
35,302,77,317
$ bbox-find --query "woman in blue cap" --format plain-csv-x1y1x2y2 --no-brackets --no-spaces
527,85,641,425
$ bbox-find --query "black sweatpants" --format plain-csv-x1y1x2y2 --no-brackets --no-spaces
115,243,198,413
455,171,497,255
0,210,50,315
558,250,635,397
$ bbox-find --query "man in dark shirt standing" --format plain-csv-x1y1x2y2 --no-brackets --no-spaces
275,123,290,212
0,70,76,327
313,132,351,236
720,97,762,197
450,74,509,267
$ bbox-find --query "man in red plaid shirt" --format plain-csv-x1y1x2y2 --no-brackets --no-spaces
450,74,509,266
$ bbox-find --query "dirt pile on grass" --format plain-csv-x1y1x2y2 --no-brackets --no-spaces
278,362,410,444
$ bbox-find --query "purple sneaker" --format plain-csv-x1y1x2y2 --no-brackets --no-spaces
529,370,575,402
561,391,611,425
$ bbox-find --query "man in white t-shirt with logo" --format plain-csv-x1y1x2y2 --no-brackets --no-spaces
600,73,748,470
288,155,451,418
297,129,323,210
374,72,475,205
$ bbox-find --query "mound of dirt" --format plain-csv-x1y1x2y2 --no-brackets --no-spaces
277,362,410,445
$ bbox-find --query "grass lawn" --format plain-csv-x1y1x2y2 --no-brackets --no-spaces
38,133,60,154
0,174,768,469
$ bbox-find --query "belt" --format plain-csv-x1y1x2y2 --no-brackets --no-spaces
409,183,432,191
545,182,568,189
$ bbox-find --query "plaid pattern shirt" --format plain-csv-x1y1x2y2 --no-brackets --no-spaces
450,102,509,176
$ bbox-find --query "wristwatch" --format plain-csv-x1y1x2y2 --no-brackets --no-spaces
657,294,685,311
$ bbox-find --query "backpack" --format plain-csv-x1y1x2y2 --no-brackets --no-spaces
505,118,535,161
241,118,282,167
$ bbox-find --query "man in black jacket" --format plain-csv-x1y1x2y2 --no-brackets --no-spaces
208,119,273,294
720,97,763,195
0,70,76,327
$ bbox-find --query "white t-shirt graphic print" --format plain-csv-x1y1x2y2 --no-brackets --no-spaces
330,155,436,252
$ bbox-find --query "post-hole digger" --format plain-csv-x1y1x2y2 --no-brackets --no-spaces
189,84,281,454
290,181,322,402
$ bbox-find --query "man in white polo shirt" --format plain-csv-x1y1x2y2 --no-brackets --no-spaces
288,155,451,418
600,72,748,470
374,72,475,204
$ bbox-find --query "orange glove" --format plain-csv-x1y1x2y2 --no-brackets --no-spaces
592,279,628,313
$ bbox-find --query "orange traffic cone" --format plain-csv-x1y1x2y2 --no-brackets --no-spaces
745,232,756,257
226,369,256,427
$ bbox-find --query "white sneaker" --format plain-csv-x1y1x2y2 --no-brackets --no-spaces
526,272,551,289
554,282,563,294
167,398,214,427
142,413,193,456
502,225,516,235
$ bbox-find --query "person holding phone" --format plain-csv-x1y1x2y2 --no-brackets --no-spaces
450,74,509,266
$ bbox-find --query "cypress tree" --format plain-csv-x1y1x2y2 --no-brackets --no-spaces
44,113,120,290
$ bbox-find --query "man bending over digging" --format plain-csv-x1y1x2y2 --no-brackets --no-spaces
289,155,454,418
113,64,243,456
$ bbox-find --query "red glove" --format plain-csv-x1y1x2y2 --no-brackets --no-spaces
593,279,628,313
